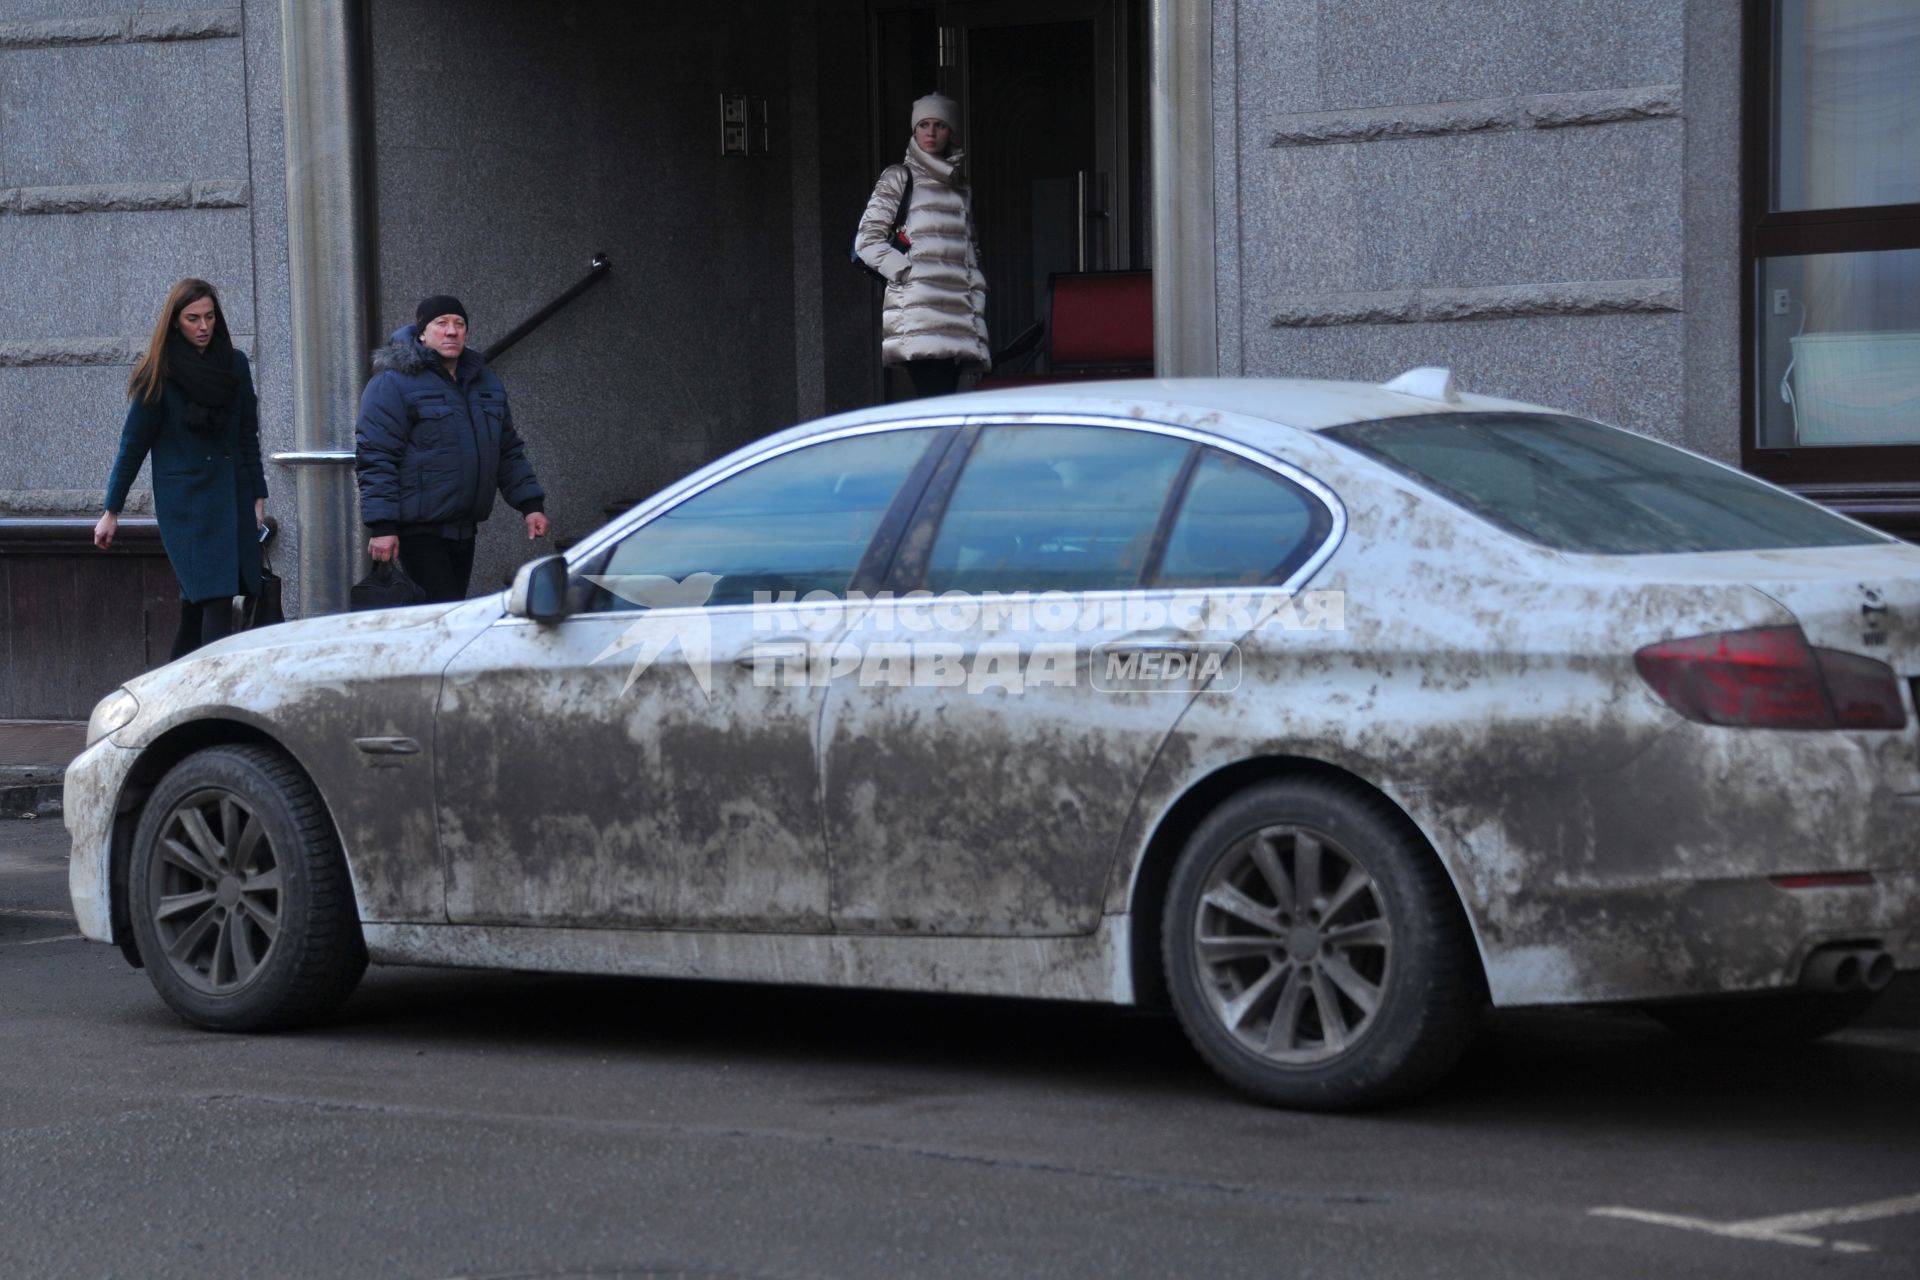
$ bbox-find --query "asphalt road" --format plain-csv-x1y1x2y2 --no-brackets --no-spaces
4,816,1917,1280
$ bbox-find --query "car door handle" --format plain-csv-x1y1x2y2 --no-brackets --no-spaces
353,736,421,756
733,636,811,670
1107,629,1200,653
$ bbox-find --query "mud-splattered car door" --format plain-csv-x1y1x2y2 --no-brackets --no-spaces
818,420,1335,936
433,428,942,931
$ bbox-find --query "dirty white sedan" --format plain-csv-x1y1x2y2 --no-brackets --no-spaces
68,374,1920,1109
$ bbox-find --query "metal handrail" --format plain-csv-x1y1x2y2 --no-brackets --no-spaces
267,254,612,472
270,449,355,465
483,253,613,363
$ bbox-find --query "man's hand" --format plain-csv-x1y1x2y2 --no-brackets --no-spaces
525,512,550,540
93,511,118,550
368,534,399,562
255,497,268,532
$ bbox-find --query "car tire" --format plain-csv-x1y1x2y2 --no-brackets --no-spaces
128,744,367,1031
1645,989,1880,1046
1162,776,1483,1110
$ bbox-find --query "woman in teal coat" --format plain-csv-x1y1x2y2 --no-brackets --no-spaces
94,278,268,658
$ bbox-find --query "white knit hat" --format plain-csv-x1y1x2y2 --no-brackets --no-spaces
910,93,959,134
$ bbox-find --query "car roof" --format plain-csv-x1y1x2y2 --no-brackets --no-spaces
796,376,1560,444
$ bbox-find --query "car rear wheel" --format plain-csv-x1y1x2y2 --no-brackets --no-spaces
129,744,366,1030
1163,776,1483,1110
1645,989,1880,1046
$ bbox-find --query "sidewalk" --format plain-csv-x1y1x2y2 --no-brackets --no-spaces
0,720,85,818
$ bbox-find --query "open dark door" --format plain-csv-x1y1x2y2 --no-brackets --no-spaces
872,0,1139,377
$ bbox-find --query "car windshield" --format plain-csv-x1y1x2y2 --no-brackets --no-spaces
1324,412,1888,555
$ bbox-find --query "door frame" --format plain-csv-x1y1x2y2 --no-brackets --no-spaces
861,0,1214,376
863,0,1142,310
1148,0,1215,376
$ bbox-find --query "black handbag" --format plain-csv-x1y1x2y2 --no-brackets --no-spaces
351,559,427,611
241,524,285,630
244,549,285,629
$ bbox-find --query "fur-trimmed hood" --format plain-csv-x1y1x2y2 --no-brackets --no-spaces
371,323,485,378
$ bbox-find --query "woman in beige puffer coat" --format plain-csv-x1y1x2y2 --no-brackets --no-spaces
854,92,989,397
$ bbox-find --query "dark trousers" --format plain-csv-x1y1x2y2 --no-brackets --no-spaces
171,596,239,660
398,534,477,604
904,359,963,398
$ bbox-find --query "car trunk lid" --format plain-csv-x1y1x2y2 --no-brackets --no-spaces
1610,543,1920,673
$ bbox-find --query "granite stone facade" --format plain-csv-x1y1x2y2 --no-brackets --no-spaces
1213,0,1735,459
0,1,291,716
0,3,287,529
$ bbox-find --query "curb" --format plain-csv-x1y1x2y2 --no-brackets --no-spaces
0,782,62,819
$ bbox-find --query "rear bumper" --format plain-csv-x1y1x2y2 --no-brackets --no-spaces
1402,712,1920,1006
1480,870,1920,1006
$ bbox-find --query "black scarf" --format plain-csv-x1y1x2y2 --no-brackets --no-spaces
166,331,239,434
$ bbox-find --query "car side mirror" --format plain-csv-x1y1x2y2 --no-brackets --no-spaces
508,554,571,624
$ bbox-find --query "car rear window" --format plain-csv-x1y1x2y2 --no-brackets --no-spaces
1323,412,1888,554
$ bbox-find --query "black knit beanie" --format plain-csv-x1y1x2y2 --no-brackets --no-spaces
414,294,467,335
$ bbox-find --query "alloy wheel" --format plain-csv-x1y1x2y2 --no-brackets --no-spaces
1190,823,1393,1064
146,788,283,994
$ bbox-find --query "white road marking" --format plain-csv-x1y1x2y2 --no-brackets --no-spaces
0,932,83,948
0,908,75,921
1831,1029,1920,1056
1591,1208,1830,1250
1744,1193,1920,1236
1592,1191,1920,1255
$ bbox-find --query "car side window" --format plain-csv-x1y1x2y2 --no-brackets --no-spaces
924,425,1190,594
584,429,935,611
1150,449,1333,588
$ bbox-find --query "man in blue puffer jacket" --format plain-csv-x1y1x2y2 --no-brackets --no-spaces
355,294,549,601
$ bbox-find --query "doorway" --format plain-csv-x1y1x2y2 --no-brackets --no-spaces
869,0,1143,384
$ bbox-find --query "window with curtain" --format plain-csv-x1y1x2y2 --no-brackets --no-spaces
1751,0,1920,463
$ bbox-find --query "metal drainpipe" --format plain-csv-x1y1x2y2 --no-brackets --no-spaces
1149,0,1218,377
277,0,367,616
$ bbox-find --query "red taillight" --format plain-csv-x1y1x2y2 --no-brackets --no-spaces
1771,872,1874,889
1634,625,1907,730
1816,647,1909,729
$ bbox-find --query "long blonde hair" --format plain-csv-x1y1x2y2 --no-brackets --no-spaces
128,278,231,404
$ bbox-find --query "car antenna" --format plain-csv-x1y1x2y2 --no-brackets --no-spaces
1382,366,1460,403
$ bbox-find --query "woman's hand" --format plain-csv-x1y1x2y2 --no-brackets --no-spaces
255,497,267,531
93,511,118,550
367,535,399,563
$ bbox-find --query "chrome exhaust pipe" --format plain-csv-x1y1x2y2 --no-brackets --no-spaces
1861,951,1896,992
1800,946,1869,991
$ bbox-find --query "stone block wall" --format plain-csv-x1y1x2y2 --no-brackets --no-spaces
0,2,293,712
1213,0,1742,461
1,1,291,508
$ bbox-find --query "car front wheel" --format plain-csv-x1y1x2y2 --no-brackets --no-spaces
1163,776,1483,1110
129,744,366,1030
